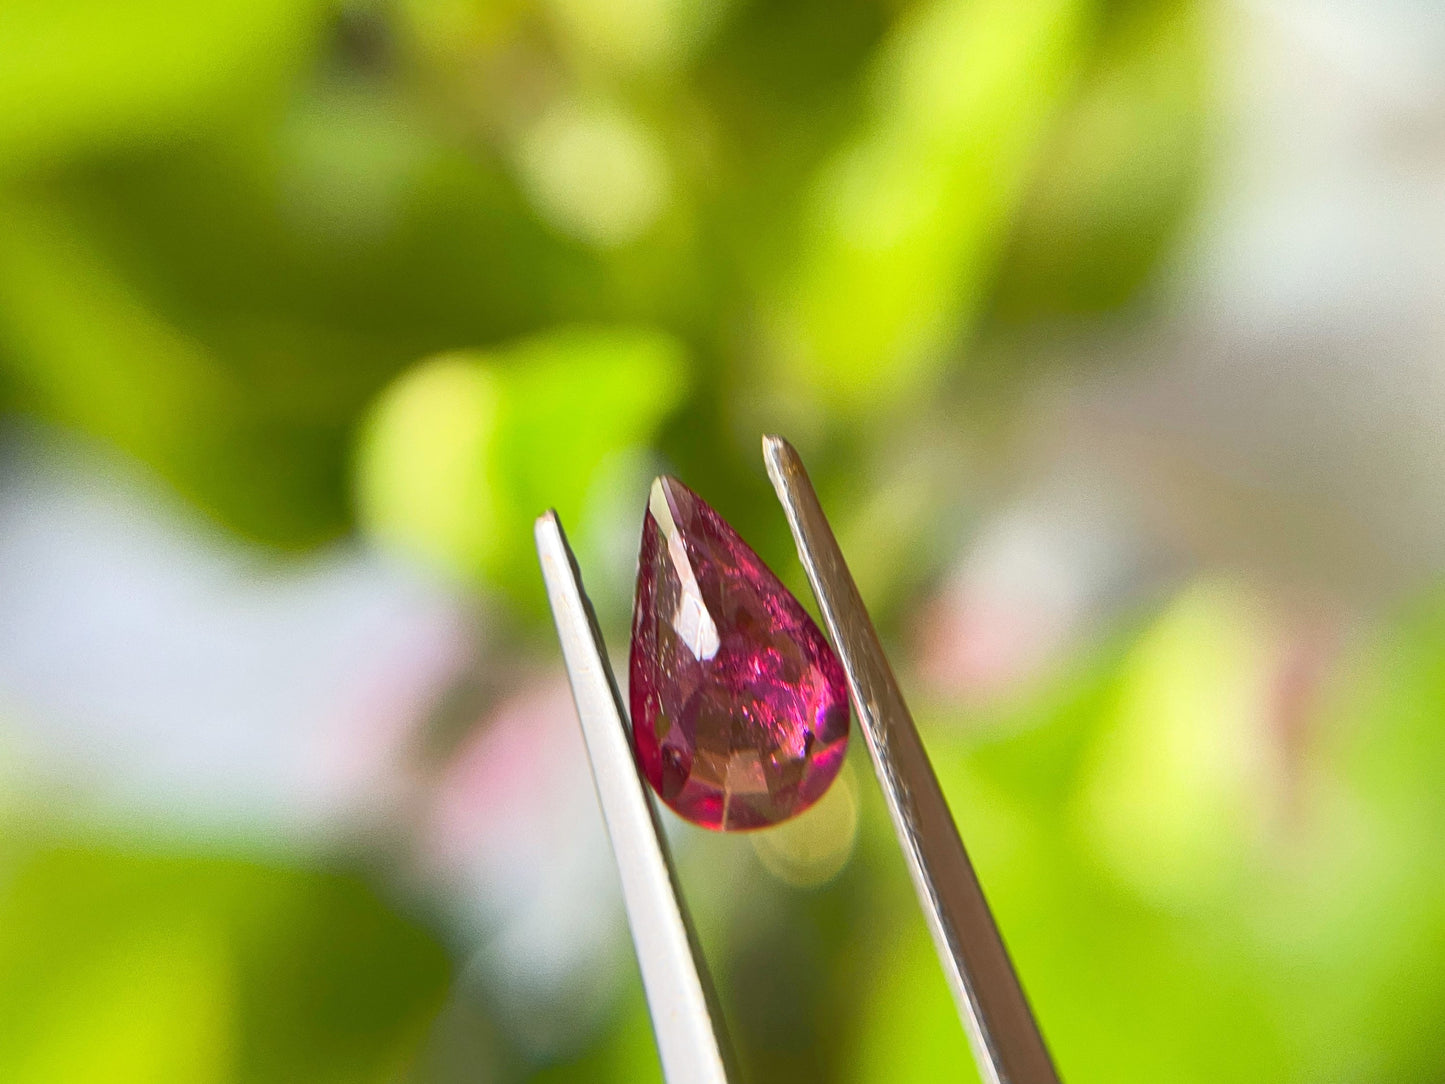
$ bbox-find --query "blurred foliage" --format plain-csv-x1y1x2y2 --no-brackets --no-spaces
0,0,1206,560
0,829,450,1083
0,0,327,172
8,0,1445,1083
776,0,1089,407
895,587,1445,1084
357,326,687,611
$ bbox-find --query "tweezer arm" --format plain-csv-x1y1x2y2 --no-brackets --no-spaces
763,437,1060,1084
535,512,736,1084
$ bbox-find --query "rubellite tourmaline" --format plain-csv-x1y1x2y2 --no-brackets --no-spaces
628,476,850,831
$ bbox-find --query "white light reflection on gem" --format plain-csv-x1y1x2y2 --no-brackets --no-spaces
649,478,720,660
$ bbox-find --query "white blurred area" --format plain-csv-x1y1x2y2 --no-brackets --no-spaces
918,0,1445,701
0,428,467,842
419,676,629,1053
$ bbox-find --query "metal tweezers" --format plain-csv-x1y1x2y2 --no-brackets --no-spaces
535,435,1060,1084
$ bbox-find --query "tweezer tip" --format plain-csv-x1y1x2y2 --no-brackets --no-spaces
534,508,561,543
761,435,803,486
761,433,792,459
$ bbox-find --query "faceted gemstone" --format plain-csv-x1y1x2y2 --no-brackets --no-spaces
628,476,850,831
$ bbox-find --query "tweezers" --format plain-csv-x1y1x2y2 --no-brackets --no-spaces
535,435,1060,1084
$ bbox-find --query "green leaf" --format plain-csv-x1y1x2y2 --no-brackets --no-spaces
0,193,239,470
772,0,1091,412
356,325,689,613
0,0,326,173
990,0,1209,321
0,834,453,1084
1077,582,1276,907
9,922,232,1084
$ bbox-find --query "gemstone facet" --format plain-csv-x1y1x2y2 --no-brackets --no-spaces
628,476,850,831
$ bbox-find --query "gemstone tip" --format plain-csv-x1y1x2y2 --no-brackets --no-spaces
648,476,679,531
652,473,685,498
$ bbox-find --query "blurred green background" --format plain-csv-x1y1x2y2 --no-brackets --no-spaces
3,0,1445,1080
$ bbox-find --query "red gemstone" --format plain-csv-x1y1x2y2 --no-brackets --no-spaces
628,476,850,831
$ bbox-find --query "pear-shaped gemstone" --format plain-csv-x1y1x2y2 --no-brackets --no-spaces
628,476,850,830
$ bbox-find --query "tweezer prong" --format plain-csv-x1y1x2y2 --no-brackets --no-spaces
763,436,1060,1084
535,511,736,1084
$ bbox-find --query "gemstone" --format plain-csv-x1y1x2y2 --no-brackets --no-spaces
628,476,850,831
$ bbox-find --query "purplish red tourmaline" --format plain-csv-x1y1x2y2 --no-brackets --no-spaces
628,476,850,831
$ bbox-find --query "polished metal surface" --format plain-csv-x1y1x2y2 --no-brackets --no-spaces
762,435,1060,1084
535,511,736,1084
